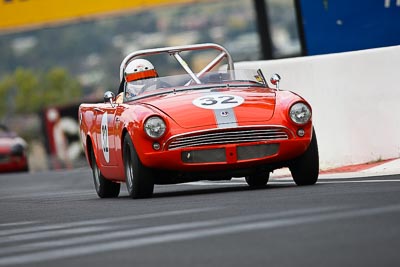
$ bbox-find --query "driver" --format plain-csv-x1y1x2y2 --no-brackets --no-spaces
124,59,159,98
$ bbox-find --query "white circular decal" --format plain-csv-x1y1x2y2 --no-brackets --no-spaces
192,94,244,110
101,113,110,163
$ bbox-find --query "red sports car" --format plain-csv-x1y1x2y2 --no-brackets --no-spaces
79,43,319,198
0,124,29,173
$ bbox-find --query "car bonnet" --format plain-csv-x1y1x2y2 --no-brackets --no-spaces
140,88,276,129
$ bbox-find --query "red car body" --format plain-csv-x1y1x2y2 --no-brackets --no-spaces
79,43,319,198
0,125,29,173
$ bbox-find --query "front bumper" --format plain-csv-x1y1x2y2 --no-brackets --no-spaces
0,154,28,173
140,138,310,172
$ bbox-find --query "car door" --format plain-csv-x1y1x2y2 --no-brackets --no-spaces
93,104,118,167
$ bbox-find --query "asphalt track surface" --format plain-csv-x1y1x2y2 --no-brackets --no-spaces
0,168,399,267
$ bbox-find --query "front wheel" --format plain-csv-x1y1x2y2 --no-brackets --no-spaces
245,171,270,188
289,128,319,186
90,148,120,198
123,135,155,199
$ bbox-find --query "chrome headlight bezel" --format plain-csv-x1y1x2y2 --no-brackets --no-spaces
144,116,167,139
289,102,312,125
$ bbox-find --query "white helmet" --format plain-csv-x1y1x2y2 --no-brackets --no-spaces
124,59,158,82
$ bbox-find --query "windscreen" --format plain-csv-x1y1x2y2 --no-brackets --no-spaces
123,69,268,101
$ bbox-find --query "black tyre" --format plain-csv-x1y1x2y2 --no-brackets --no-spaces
90,148,120,198
289,128,319,185
245,171,270,188
123,135,155,199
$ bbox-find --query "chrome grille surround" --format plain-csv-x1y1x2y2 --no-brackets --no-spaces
165,126,291,150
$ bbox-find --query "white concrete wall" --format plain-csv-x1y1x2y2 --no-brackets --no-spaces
236,45,400,169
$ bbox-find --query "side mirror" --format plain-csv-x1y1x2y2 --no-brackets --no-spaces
104,91,116,107
270,73,281,90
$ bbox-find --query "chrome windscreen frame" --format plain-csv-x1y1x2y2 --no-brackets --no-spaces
119,43,235,84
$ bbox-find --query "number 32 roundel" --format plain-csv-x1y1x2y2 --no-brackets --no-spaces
192,94,244,110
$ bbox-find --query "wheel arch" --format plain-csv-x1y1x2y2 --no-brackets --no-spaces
86,135,95,168
121,127,130,155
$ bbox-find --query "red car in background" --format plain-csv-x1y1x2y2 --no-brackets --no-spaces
0,124,29,173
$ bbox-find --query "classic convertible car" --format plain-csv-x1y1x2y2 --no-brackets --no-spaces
79,43,319,198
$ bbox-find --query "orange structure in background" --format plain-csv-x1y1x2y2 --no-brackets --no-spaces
0,0,194,32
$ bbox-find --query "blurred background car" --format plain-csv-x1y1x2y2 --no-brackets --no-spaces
0,124,29,173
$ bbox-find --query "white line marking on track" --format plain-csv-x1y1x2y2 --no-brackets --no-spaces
0,221,38,228
0,190,95,201
0,208,216,237
1,205,399,265
0,227,110,244
185,177,400,186
318,179,400,184
0,207,337,264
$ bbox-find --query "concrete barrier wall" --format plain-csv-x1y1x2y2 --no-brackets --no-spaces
236,45,400,169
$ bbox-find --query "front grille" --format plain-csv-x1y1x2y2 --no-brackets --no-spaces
181,149,226,163
0,154,10,163
237,143,279,160
166,127,290,150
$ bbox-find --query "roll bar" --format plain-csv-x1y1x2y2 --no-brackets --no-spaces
119,43,234,84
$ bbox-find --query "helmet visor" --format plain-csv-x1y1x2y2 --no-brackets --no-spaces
125,69,158,82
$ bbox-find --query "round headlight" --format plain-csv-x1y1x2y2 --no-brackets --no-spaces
289,103,311,125
144,116,166,139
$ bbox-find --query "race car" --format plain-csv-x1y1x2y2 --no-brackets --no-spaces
0,124,29,173
79,43,319,198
